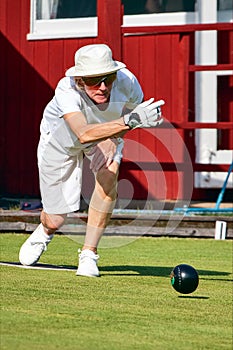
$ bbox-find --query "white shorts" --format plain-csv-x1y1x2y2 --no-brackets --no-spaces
37,136,124,215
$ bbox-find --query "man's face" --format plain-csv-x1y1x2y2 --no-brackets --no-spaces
82,73,117,104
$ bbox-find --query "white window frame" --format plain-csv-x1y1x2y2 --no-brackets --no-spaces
27,0,97,39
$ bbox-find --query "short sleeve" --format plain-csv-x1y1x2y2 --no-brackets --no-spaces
54,77,82,117
115,69,144,107
129,73,144,104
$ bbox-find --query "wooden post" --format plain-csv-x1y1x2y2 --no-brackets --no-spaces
97,0,123,61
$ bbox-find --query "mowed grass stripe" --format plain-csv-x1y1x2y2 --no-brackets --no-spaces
1,234,232,350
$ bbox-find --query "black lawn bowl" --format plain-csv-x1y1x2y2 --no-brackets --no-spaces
170,264,199,294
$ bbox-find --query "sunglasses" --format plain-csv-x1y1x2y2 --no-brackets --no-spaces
82,72,117,87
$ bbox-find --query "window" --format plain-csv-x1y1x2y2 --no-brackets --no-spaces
28,0,97,39
123,0,197,15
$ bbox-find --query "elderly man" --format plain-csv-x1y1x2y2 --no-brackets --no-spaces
19,44,164,277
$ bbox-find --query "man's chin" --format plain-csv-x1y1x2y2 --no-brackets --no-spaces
94,96,109,105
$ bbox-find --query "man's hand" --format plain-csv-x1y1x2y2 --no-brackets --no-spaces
123,98,165,129
87,138,118,172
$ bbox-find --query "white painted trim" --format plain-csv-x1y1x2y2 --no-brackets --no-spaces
195,170,233,188
27,17,98,40
216,70,233,76
123,12,197,26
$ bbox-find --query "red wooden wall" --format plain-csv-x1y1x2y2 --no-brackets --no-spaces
0,0,98,197
0,0,232,204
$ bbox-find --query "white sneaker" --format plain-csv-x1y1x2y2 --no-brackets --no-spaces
76,249,100,277
19,224,53,266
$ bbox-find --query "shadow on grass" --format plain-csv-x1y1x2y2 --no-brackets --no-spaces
1,262,232,281
100,265,232,279
178,295,209,299
0,261,76,271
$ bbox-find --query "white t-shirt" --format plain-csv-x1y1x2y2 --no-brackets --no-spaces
39,68,143,155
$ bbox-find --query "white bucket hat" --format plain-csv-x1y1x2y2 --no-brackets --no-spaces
65,44,126,77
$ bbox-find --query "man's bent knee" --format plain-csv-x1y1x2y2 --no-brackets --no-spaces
96,162,119,196
40,211,66,233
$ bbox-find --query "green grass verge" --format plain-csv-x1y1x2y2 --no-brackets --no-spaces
0,234,232,350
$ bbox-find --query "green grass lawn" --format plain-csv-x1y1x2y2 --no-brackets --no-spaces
0,234,232,350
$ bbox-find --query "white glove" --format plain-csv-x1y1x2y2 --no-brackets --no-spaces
123,98,165,129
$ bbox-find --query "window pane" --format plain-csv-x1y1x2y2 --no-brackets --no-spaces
218,0,233,10
36,0,97,19
56,0,97,18
122,1,197,15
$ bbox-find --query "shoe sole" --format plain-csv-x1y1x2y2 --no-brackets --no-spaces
76,271,100,277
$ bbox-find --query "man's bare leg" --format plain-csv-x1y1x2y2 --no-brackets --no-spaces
82,161,119,253
40,211,67,235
